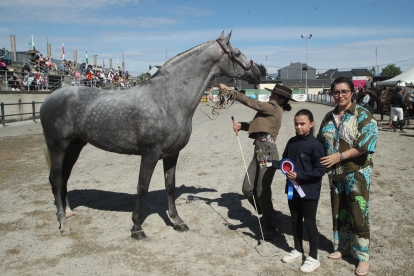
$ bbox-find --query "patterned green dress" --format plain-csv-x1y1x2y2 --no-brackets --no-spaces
317,102,377,262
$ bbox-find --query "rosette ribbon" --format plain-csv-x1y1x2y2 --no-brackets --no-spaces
280,159,306,200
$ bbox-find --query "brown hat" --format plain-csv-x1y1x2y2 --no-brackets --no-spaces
265,84,297,102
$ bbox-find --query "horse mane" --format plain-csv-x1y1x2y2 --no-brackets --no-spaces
151,40,214,79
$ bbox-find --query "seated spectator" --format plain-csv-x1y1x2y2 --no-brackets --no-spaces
12,70,23,90
113,73,119,87
0,57,7,75
125,71,129,79
49,57,58,70
1,48,12,65
86,71,92,87
80,62,87,72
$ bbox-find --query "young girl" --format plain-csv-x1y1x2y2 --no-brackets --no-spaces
265,109,326,273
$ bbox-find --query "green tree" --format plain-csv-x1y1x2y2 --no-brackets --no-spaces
380,64,402,76
368,66,376,76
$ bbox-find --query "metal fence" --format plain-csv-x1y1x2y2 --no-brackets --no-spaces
1,101,41,127
306,94,335,107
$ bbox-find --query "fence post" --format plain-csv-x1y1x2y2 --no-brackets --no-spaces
5,71,8,91
1,102,5,127
32,101,36,122
18,99,23,121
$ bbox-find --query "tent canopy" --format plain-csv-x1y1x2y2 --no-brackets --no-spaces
377,65,414,86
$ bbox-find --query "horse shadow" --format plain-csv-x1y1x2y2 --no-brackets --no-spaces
186,193,332,254
68,185,217,228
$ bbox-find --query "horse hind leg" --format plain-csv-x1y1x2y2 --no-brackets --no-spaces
163,154,189,232
61,139,87,219
48,139,86,235
131,152,160,241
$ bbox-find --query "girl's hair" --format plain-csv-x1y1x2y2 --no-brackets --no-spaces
295,109,315,135
280,95,292,111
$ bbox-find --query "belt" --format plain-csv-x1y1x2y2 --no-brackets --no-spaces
252,132,276,144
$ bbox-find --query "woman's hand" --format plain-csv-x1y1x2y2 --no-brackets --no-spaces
287,171,297,180
233,122,241,133
320,152,341,168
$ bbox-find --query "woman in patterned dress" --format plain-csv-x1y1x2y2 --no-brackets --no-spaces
317,77,377,276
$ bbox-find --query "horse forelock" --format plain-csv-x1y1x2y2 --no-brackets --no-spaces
152,40,214,78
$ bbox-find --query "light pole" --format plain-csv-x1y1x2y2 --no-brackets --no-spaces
301,34,312,95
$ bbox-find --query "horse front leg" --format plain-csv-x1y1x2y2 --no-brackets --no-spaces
131,153,159,241
163,153,189,232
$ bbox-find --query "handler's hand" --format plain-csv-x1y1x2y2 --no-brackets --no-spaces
233,122,241,133
320,153,341,168
287,171,297,180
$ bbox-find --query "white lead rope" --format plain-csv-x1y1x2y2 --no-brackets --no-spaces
231,116,267,249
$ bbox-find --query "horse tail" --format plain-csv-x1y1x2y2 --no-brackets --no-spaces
42,130,51,171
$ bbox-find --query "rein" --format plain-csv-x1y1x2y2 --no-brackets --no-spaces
199,85,236,120
216,39,253,71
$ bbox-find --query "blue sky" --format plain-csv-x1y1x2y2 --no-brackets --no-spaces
1,0,414,76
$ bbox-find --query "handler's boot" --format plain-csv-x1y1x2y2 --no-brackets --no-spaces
399,120,407,133
392,121,397,132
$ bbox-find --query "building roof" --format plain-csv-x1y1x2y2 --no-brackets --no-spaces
280,79,332,88
317,69,337,79
351,68,370,76
280,62,316,71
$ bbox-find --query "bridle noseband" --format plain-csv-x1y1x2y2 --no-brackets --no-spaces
216,39,253,72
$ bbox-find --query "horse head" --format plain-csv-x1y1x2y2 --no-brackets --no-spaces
216,31,261,85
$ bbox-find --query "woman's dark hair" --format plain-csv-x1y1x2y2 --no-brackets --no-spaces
280,95,292,111
331,77,355,93
295,109,315,135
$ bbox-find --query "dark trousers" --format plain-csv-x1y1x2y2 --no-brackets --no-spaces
288,196,319,259
242,140,278,228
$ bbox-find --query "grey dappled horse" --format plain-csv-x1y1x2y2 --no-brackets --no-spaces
40,32,261,240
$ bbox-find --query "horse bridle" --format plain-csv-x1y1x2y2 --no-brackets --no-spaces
216,39,253,72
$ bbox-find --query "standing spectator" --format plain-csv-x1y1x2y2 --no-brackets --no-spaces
318,77,377,276
125,71,129,79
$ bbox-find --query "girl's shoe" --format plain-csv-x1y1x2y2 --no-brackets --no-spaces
355,261,370,276
281,249,302,263
300,256,320,273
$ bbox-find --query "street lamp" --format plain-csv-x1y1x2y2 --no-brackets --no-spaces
301,34,312,95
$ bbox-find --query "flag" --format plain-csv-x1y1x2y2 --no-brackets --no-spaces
86,50,88,64
31,34,35,50
61,43,65,60
117,58,119,70
103,54,105,68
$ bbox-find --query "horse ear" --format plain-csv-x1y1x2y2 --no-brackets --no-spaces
219,31,224,40
223,30,232,44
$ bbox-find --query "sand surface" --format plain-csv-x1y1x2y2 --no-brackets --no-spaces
0,101,413,275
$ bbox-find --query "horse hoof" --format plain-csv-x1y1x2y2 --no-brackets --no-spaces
60,227,71,236
174,223,190,232
131,230,147,240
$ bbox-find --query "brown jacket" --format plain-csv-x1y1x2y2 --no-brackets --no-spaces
235,92,283,138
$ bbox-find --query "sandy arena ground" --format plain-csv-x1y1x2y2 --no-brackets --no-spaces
0,101,413,275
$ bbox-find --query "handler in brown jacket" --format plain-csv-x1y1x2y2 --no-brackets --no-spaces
226,83,296,237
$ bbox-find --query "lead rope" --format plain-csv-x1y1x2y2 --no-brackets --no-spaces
199,86,236,120
231,116,268,251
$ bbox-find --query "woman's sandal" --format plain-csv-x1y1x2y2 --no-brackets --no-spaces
328,250,351,259
355,261,370,276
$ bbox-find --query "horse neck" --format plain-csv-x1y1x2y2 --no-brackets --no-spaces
155,42,220,117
